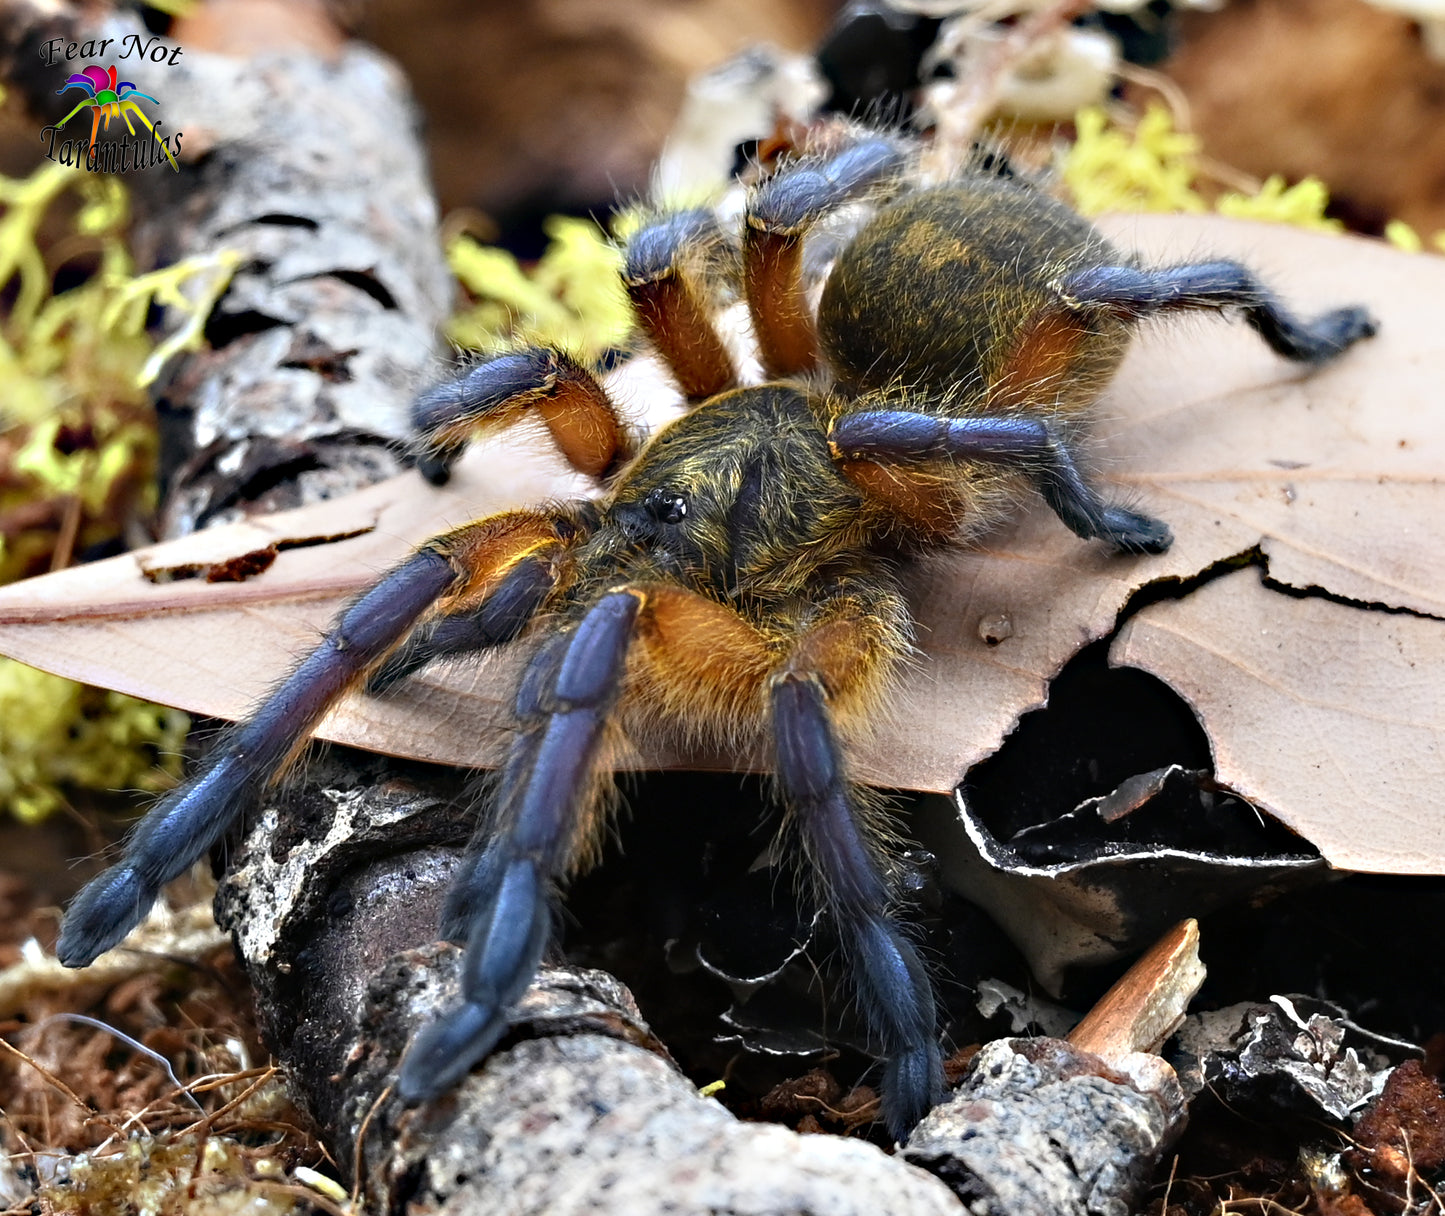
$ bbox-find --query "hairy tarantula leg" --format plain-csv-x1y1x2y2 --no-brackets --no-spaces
367,507,591,693
830,411,1172,554
411,347,633,486
745,137,905,376
57,546,463,969
1056,262,1378,364
367,557,552,693
772,671,944,1141
397,590,642,1103
622,210,738,400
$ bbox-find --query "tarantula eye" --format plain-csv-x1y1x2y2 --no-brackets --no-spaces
643,488,688,525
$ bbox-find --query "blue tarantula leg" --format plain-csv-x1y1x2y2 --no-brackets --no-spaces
366,507,592,694
1056,262,1378,364
411,348,633,486
831,410,1173,554
745,136,905,376
57,546,462,969
397,589,642,1103
771,669,944,1142
366,557,553,694
622,210,738,401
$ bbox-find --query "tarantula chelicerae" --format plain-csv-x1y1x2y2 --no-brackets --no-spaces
58,131,1376,1139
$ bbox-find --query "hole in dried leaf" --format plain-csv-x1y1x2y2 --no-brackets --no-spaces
964,639,1214,841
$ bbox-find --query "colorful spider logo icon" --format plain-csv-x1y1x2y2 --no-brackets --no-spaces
56,64,179,171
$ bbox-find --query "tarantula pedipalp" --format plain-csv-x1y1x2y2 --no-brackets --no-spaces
56,132,1376,1140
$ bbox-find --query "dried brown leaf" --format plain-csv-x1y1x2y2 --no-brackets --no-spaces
0,216,1439,871
1112,568,1444,874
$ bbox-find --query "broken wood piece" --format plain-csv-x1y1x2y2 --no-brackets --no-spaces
901,921,1200,1212
215,751,967,1215
1067,918,1206,1062
903,1036,1188,1215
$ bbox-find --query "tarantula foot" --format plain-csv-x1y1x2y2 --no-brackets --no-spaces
1099,507,1173,555
882,1044,947,1142
414,446,461,487
56,864,154,967
397,1000,510,1104
1255,300,1379,365
1312,305,1379,358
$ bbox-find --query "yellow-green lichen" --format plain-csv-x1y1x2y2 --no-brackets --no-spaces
1063,104,1208,217
1383,218,1445,253
1065,104,1344,234
0,162,241,820
1,163,238,582
0,661,188,824
1213,173,1341,232
445,215,632,359
1065,104,1445,251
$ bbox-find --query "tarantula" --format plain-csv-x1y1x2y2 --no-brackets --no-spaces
57,130,1375,1140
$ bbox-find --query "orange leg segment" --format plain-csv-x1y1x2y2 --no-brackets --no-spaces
742,136,904,378
743,227,819,377
621,209,737,401
833,457,963,539
993,310,1090,412
624,275,737,401
430,509,581,608
621,570,910,746
627,585,776,741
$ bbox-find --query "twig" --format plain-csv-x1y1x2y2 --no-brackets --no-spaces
1068,918,1205,1062
175,1066,279,1138
0,1033,97,1117
349,1081,391,1208
48,494,81,573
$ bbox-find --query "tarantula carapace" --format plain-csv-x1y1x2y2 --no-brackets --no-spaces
58,131,1375,1139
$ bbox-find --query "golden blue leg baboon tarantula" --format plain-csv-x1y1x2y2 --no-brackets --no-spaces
58,130,1375,1139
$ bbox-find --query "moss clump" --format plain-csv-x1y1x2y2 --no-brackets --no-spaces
1064,104,1208,216
0,661,189,824
1065,104,1344,233
1214,173,1342,231
445,214,632,359
0,162,239,820
0,163,238,582
42,1130,312,1215
1382,218,1445,253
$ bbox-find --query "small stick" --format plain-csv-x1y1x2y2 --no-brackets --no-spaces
1068,918,1206,1063
903,925,1201,1211
49,493,82,573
